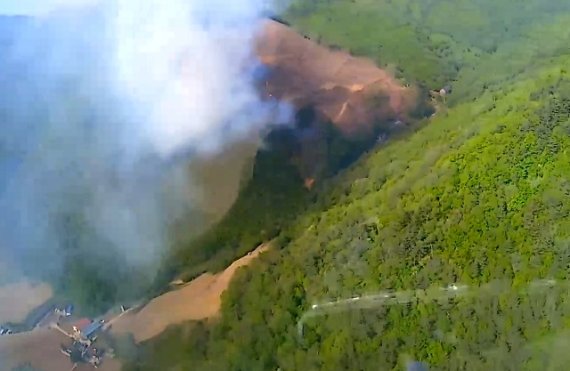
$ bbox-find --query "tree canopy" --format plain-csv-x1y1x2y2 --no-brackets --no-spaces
127,1,570,369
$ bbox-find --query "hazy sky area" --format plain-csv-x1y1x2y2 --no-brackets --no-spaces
0,0,96,15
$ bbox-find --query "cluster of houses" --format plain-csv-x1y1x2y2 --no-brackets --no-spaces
60,320,108,368
1,301,117,368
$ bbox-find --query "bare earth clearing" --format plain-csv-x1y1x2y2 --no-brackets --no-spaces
256,20,419,133
111,243,270,343
0,281,53,324
0,328,122,371
0,245,268,370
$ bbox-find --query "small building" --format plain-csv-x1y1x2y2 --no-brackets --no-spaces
25,303,56,329
72,318,92,333
439,84,453,96
0,325,13,335
55,304,74,317
80,319,104,340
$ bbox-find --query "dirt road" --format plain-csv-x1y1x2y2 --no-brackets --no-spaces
298,279,561,338
111,243,270,343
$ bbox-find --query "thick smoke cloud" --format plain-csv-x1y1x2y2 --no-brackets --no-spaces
0,0,289,296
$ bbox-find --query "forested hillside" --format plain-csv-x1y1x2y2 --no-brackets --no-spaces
285,0,570,94
128,0,570,370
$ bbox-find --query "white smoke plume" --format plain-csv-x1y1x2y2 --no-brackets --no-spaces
0,0,290,308
109,0,286,156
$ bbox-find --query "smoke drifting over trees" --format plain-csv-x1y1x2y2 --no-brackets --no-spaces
0,0,290,310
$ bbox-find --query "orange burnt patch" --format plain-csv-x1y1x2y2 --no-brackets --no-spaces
304,177,315,190
255,20,420,134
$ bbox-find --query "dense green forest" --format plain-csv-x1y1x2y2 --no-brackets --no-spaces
127,0,570,370
284,0,570,93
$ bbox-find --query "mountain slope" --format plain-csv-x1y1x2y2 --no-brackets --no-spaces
284,0,570,90
132,55,570,371
129,2,570,370
256,19,420,132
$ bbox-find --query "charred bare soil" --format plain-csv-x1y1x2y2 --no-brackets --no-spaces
253,19,434,183
256,19,427,134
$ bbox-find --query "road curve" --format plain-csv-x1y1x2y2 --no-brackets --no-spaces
298,279,560,338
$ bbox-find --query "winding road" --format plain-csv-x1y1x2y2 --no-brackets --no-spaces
298,279,559,338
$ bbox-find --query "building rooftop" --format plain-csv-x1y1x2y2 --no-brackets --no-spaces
81,320,103,338
74,318,92,330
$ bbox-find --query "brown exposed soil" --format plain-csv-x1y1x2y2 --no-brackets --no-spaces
0,328,122,371
0,242,267,369
0,281,53,324
111,243,270,343
255,20,420,134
